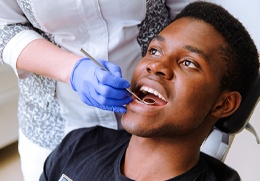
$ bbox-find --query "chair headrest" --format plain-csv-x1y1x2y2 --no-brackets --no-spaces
215,72,260,134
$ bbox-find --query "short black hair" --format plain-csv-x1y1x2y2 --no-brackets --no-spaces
174,1,259,99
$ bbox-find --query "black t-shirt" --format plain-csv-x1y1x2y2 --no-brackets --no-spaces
40,126,217,181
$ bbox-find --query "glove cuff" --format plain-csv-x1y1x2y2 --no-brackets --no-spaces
70,58,89,91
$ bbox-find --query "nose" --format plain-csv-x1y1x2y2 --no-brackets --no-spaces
145,60,174,80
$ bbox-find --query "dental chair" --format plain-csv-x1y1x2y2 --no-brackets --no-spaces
201,71,260,181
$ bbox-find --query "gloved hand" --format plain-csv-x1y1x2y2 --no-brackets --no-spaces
70,58,132,113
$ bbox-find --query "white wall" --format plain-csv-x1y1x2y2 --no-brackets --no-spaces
210,1,260,180
226,106,260,181
211,0,260,49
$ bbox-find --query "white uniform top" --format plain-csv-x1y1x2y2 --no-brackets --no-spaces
0,0,192,149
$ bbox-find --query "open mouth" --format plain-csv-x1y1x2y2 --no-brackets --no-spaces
136,86,168,106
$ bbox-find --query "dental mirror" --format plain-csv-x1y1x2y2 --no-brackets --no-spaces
142,98,156,104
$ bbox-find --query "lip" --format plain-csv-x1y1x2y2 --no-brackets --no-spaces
126,97,167,115
127,78,169,113
139,85,167,103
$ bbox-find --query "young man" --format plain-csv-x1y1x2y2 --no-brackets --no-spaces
40,2,259,181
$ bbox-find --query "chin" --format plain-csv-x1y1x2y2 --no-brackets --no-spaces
121,113,136,132
121,113,145,136
121,117,158,138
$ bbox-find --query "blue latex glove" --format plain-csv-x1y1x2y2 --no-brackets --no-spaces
70,58,132,113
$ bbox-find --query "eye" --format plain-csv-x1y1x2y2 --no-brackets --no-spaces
148,47,161,56
180,60,198,69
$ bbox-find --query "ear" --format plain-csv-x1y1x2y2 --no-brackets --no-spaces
210,91,242,118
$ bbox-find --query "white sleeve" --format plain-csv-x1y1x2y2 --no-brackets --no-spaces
0,0,28,25
166,0,195,19
0,0,44,78
3,30,43,79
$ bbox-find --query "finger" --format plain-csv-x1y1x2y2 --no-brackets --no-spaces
100,105,127,113
81,90,130,112
90,92,133,106
95,68,130,89
99,60,123,78
94,84,130,99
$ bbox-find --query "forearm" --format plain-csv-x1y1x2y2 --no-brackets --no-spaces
17,38,82,83
0,0,81,83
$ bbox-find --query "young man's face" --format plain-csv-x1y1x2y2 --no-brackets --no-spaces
122,18,229,138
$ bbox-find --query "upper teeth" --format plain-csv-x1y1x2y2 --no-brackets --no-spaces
140,86,167,102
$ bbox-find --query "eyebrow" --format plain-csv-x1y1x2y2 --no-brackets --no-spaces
184,45,210,61
152,35,165,42
152,35,210,61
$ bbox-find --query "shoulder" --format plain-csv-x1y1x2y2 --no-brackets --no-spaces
41,126,131,180
201,152,240,181
58,126,131,153
64,126,130,143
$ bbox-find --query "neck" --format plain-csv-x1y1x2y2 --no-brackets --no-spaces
122,136,201,181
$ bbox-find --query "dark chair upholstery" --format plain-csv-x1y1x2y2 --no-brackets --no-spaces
216,72,260,134
202,152,240,181
202,71,259,180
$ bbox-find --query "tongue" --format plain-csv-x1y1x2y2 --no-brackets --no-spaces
143,94,167,106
